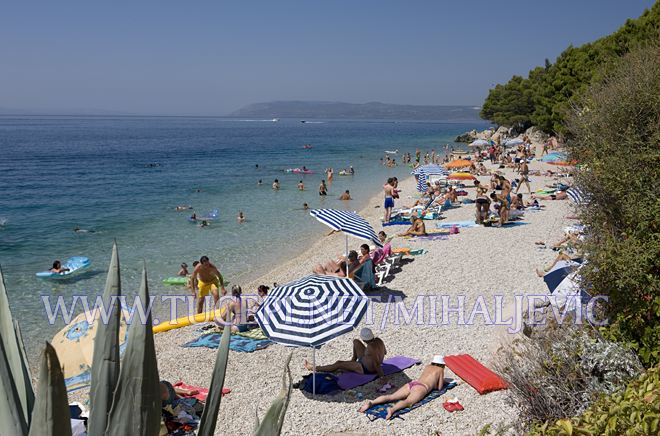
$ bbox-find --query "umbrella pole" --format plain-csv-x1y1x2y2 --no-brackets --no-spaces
345,234,349,276
313,347,316,396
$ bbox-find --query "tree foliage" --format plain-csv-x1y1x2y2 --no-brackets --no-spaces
481,2,660,133
566,44,660,367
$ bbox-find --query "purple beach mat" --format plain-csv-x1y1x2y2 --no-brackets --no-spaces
337,356,421,390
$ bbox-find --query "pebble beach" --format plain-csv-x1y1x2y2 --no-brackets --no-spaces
135,158,574,436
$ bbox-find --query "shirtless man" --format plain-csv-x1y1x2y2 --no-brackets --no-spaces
297,180,304,191
399,217,427,236
304,328,386,377
359,355,446,420
191,256,226,314
339,190,352,200
383,178,395,223
272,179,280,190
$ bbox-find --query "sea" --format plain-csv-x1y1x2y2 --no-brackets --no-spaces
0,115,488,356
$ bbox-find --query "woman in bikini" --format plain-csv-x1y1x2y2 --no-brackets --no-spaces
359,355,446,420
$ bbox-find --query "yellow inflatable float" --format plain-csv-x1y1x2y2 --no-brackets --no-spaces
152,306,227,334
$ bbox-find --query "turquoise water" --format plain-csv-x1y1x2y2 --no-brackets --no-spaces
0,116,486,355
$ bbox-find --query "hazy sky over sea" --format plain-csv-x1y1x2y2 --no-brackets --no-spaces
0,0,654,115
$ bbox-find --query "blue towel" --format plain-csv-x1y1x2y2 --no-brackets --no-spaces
436,220,478,229
383,220,412,226
182,333,272,352
364,381,457,420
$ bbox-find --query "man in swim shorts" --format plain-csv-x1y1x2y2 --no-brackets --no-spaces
191,256,226,314
359,355,446,420
304,328,386,377
383,178,395,223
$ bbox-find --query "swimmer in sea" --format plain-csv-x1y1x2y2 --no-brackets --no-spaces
303,203,309,211
237,211,245,223
73,226,95,233
298,180,305,190
258,179,262,186
199,220,209,227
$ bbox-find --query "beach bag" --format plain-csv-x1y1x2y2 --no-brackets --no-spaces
450,225,460,235
302,373,340,395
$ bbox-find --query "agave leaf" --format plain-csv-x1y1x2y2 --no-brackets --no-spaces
254,352,293,436
27,342,72,436
0,264,35,427
197,327,231,436
0,335,28,435
88,242,122,436
105,265,161,436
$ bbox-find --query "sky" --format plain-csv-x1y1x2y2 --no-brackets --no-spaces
0,0,655,115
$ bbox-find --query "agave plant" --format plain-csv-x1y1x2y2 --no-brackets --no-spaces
0,243,293,435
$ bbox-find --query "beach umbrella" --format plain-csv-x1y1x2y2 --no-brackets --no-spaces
411,164,448,192
542,260,582,293
309,209,382,275
255,274,369,394
469,139,489,147
447,172,476,181
444,159,472,169
567,187,590,206
504,138,524,146
548,265,590,311
51,310,130,392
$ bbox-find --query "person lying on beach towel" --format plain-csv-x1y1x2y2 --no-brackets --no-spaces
397,216,427,237
304,328,386,377
358,355,446,420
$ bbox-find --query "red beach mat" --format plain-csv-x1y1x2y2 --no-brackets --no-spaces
174,381,231,401
444,354,508,394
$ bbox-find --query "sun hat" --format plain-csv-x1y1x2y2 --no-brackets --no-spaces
359,328,374,342
432,355,445,365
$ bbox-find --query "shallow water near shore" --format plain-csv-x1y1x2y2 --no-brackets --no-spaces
0,115,486,356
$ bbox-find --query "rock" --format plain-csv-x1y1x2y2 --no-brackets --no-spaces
524,126,548,145
455,129,477,143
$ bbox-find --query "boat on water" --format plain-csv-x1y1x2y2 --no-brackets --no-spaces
272,118,279,122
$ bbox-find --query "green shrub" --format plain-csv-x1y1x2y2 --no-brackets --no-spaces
494,319,642,432
528,365,660,436
565,43,660,367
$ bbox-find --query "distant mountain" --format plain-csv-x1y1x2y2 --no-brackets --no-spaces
228,101,482,121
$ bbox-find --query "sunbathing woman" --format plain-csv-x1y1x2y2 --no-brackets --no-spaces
358,355,446,420
398,217,427,237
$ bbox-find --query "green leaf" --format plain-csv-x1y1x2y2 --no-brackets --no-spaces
105,264,161,436
27,342,72,436
197,324,232,436
88,242,123,436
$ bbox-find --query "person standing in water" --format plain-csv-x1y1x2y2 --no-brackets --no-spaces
319,180,328,196
383,178,395,223
327,167,334,184
297,180,305,191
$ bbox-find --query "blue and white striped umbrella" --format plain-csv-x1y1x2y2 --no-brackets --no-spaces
567,186,590,206
543,260,581,292
255,275,369,348
412,164,449,192
310,209,382,247
469,139,490,147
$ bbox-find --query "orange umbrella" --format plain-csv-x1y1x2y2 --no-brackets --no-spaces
444,159,472,169
447,172,476,181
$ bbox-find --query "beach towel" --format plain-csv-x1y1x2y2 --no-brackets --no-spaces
301,373,340,395
444,354,507,394
337,356,421,390
383,220,413,226
234,327,269,341
407,234,449,241
182,333,272,352
173,381,230,401
436,220,478,229
364,381,458,420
